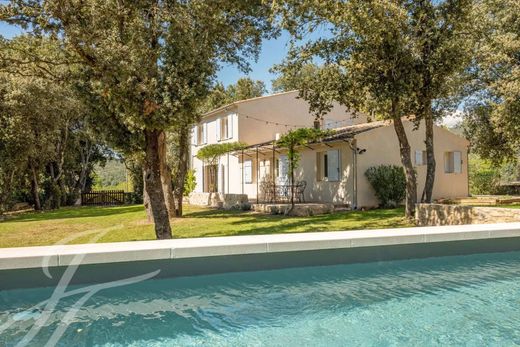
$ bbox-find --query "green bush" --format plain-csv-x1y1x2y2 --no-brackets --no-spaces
183,169,197,197
470,170,499,195
365,165,406,208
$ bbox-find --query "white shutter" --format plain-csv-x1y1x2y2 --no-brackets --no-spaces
327,149,340,181
454,151,462,173
415,150,423,166
218,164,224,192
193,126,198,146
227,114,233,139
278,155,288,184
203,123,208,144
216,118,221,141
244,160,252,183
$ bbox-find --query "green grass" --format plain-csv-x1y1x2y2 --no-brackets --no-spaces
0,205,411,248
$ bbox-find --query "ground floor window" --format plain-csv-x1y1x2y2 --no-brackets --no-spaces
317,149,340,181
415,150,427,166
444,151,462,173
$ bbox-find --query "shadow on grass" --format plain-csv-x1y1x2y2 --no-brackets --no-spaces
1,205,145,223
180,208,409,238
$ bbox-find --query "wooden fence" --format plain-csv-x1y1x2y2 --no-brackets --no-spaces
81,190,126,206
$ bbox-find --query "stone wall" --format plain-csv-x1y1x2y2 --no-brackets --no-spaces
188,192,249,210
251,203,334,216
416,203,520,226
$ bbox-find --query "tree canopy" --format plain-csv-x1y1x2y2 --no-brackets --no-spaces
2,0,277,238
200,78,267,113
463,0,520,164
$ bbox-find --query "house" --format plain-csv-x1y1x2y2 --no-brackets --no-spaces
189,90,469,209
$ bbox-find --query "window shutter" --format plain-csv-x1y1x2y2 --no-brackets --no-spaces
278,155,288,184
227,114,233,139
327,149,340,181
454,151,462,173
203,123,208,144
415,150,423,165
216,119,221,141
244,160,252,183
193,126,198,146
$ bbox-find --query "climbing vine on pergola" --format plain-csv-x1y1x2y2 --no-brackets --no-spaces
196,142,247,166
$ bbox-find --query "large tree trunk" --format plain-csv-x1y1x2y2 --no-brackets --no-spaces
393,117,417,219
421,111,436,203
172,126,190,217
144,129,172,239
158,131,175,218
29,161,42,211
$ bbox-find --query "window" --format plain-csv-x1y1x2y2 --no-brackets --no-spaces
415,150,427,166
196,123,207,146
444,151,462,173
244,160,253,183
317,149,340,181
216,115,233,141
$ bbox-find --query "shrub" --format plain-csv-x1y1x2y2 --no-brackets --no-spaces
183,169,197,197
365,165,406,208
470,170,500,195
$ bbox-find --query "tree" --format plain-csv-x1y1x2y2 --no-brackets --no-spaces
408,0,474,203
274,0,421,218
4,1,276,238
0,36,108,211
200,77,267,113
463,0,520,164
271,63,320,93
276,128,329,210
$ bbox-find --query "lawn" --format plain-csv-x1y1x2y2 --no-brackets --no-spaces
0,205,411,248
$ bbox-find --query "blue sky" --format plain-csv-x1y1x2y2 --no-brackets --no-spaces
0,22,295,92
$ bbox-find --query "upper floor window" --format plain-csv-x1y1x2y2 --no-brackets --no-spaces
195,123,207,146
317,149,340,181
444,151,462,174
217,114,233,141
415,150,427,166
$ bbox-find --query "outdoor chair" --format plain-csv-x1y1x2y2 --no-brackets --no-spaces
295,181,307,203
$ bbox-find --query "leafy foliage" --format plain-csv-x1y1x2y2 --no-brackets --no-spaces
196,142,247,165
468,154,520,195
365,165,406,208
183,169,197,197
0,36,107,212
464,0,520,163
200,78,266,113
271,64,320,93
93,160,127,190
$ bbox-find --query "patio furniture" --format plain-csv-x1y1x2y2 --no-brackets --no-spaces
295,181,307,203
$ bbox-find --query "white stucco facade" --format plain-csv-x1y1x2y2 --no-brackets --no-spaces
190,91,469,208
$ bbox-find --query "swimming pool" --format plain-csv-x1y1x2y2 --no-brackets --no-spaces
2,251,520,346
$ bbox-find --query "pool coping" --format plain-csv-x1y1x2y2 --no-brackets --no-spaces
2,222,520,271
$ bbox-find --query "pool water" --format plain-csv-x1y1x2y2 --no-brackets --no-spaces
2,251,520,346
